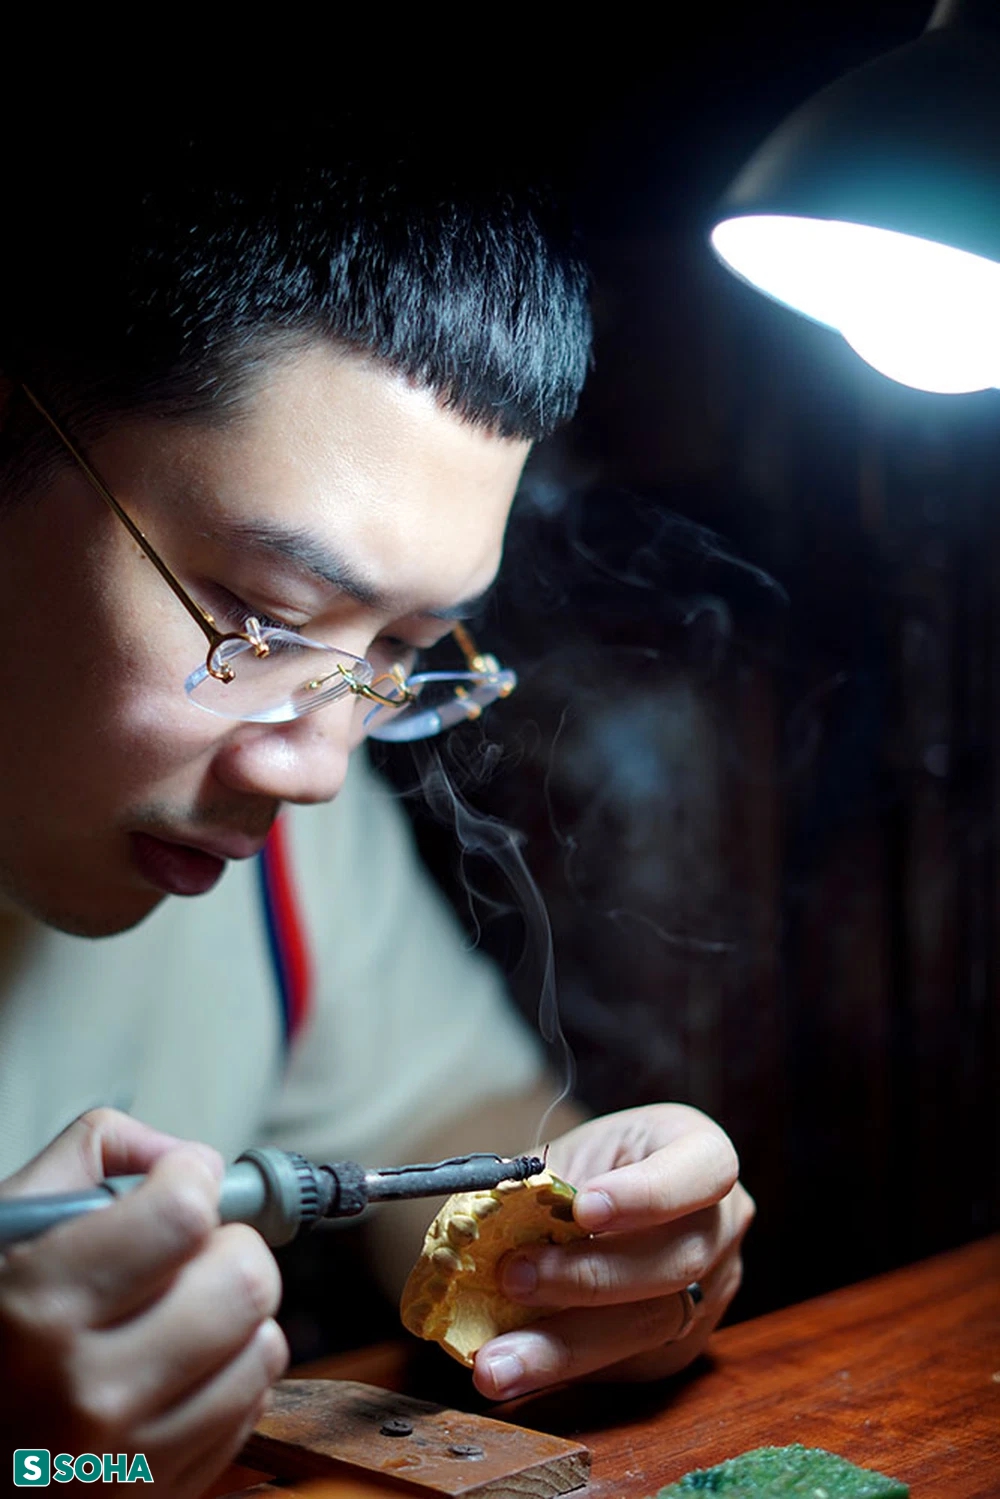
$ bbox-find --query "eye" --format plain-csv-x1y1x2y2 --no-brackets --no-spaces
207,586,301,636
251,609,301,635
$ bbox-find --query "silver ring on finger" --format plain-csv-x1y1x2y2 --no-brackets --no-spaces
673,1280,705,1340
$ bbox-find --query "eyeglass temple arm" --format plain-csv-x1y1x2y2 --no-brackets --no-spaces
20,385,228,654
451,621,500,672
25,384,500,695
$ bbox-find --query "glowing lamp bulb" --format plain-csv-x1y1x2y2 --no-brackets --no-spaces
711,215,1000,394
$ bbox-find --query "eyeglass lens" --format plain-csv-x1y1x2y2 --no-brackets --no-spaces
186,632,375,724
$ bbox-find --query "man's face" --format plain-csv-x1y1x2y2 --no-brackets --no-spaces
0,346,530,936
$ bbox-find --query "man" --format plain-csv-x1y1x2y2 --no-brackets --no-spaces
0,122,753,1496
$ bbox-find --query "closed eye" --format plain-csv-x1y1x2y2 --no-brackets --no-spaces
210,584,427,673
205,585,303,636
249,609,303,635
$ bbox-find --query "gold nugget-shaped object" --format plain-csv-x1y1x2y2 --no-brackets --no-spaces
400,1170,587,1366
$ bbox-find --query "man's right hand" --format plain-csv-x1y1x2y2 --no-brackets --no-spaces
0,1109,288,1497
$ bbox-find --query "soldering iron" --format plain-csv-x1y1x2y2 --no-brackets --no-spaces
0,1148,545,1250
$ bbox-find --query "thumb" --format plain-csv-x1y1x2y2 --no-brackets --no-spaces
0,1108,223,1197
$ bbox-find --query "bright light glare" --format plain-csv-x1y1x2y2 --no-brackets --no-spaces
711,215,1000,394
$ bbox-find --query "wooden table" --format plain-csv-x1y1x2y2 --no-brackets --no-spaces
212,1235,1000,1498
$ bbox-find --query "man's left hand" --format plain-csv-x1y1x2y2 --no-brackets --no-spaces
473,1103,754,1399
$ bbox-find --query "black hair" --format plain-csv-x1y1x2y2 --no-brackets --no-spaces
0,113,592,487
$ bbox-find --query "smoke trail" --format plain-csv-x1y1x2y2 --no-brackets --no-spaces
603,907,736,955
406,738,576,1149
564,501,789,604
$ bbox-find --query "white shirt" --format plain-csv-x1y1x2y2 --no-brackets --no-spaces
0,754,543,1179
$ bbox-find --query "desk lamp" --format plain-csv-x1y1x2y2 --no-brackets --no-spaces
710,0,1000,393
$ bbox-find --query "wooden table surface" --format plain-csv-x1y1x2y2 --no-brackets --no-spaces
212,1234,1000,1499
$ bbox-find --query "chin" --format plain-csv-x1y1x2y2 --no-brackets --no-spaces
3,877,166,939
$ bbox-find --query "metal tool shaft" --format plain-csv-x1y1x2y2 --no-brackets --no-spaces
364,1152,544,1201
0,1149,544,1250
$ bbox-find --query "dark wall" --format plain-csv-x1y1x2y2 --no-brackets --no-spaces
373,2,1000,1323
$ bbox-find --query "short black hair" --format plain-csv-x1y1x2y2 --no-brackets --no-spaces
0,113,592,486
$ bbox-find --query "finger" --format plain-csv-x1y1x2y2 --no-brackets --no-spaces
2,1146,222,1328
573,1127,740,1234
475,1252,740,1401
0,1109,218,1198
592,1248,744,1383
474,1290,700,1401
136,1317,288,1494
500,1201,736,1309
546,1103,729,1183
95,1223,283,1419
166,1395,271,1499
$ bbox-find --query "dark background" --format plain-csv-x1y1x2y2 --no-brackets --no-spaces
379,0,998,1319
283,1,1000,1353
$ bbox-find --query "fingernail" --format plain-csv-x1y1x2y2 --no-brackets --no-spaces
502,1256,538,1298
575,1189,614,1230
480,1351,525,1397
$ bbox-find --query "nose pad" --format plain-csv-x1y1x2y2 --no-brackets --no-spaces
212,703,354,805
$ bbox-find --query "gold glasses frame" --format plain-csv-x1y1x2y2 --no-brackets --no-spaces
19,384,416,709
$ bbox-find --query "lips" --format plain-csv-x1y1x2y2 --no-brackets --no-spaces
130,830,267,897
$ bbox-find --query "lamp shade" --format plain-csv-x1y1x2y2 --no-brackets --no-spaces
710,12,1000,393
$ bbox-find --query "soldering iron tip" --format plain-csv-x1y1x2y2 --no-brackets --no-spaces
511,1153,545,1179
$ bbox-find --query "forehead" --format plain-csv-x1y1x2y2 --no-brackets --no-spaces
131,346,531,613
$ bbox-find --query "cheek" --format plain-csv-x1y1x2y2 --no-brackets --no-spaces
99,540,239,752
106,682,230,779
7,570,224,799
3,653,224,814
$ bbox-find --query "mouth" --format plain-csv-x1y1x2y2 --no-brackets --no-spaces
129,829,269,898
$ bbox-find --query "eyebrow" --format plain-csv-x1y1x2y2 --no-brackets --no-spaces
217,520,495,622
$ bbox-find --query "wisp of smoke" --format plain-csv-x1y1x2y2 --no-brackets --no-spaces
407,738,576,1148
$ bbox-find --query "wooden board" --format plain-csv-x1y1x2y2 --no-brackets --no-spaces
243,1380,591,1498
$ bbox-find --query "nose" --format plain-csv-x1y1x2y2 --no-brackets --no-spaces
210,702,355,805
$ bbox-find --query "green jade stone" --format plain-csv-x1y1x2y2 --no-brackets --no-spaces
655,1444,908,1498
